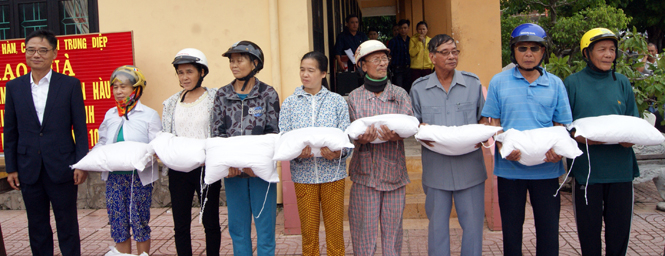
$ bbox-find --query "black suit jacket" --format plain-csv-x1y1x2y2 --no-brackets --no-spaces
4,71,88,185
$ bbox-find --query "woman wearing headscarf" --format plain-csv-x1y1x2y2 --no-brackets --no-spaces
96,65,161,255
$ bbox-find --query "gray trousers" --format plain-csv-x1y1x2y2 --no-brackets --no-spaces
424,182,485,256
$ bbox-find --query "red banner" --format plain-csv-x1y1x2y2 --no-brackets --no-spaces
0,31,134,152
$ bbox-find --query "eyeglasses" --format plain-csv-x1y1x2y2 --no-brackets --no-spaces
516,46,541,53
367,56,390,65
433,50,460,56
26,48,53,56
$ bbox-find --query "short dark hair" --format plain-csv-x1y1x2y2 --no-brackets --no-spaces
368,27,378,33
346,14,359,23
393,24,400,28
398,19,410,27
25,29,58,49
416,21,428,29
428,34,455,53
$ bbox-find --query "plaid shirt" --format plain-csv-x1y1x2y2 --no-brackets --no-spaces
346,82,413,191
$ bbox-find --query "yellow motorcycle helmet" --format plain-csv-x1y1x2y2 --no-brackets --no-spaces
579,28,618,80
580,28,617,58
110,65,147,89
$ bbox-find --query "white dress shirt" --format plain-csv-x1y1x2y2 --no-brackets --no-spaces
95,101,163,185
30,70,52,124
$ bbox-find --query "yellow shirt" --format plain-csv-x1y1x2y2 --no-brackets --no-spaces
409,35,433,69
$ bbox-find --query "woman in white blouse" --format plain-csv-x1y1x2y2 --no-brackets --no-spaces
95,65,161,255
161,48,221,256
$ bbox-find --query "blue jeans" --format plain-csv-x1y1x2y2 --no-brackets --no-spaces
224,176,277,256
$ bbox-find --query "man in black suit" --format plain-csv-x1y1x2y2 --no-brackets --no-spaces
4,29,88,256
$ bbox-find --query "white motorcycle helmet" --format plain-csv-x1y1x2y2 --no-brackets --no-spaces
354,40,391,76
172,48,209,77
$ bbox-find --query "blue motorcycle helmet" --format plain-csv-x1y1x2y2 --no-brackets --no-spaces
510,23,548,75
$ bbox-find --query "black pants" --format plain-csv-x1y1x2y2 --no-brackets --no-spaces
391,66,412,93
169,167,221,256
498,177,560,256
21,165,80,256
573,180,633,256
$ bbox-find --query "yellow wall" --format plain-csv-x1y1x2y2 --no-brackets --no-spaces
398,0,501,88
98,0,312,114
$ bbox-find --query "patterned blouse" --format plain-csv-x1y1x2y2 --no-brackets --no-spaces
279,86,352,184
162,87,218,138
174,91,212,139
346,82,413,191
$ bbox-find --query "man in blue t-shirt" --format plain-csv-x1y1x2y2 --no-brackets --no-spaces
481,23,572,256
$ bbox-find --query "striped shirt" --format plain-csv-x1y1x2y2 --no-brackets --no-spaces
388,36,411,67
346,82,413,191
481,67,573,180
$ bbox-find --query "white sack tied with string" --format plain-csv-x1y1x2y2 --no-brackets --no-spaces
150,132,206,172
204,134,280,184
495,126,583,166
345,114,419,143
415,124,503,156
570,114,665,145
71,141,154,172
273,127,354,161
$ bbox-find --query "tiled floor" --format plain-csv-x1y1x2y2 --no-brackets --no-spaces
2,181,665,255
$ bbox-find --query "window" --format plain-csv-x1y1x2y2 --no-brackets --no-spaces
0,0,98,40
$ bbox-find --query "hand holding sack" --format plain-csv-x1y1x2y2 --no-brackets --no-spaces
71,141,155,172
495,126,582,166
415,124,503,156
570,114,665,145
204,134,280,184
150,132,206,172
273,127,354,161
346,114,419,143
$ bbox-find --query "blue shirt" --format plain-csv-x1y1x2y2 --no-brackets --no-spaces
481,67,573,179
388,35,411,67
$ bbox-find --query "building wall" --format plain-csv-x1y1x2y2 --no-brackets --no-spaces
98,0,312,113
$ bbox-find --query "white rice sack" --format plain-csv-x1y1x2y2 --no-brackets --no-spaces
495,126,583,166
571,114,665,145
415,124,503,156
205,134,280,184
71,141,154,172
346,114,419,143
150,132,206,172
273,127,354,161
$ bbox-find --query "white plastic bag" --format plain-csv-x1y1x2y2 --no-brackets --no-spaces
495,126,583,166
570,114,664,145
346,114,419,143
71,141,154,172
273,127,354,161
415,124,503,156
150,132,206,172
204,134,280,184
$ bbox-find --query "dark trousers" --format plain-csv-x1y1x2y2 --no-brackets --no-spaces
391,66,411,93
21,166,80,256
573,180,633,256
410,68,433,87
498,177,560,256
169,168,221,256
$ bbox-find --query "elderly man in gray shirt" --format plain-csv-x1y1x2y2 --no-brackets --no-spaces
409,34,487,256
